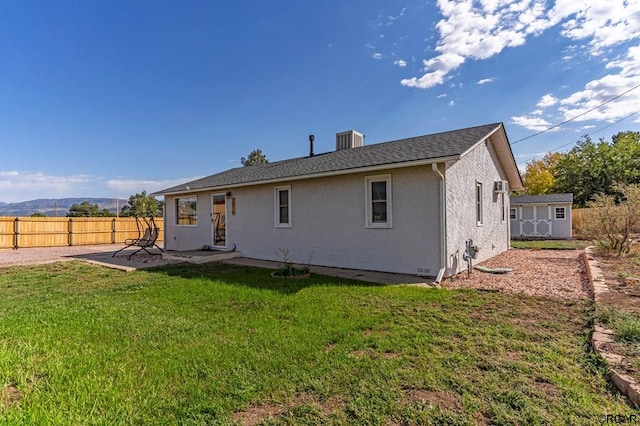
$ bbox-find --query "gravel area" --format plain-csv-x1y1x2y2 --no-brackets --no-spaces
443,249,591,300
0,245,113,267
0,245,168,269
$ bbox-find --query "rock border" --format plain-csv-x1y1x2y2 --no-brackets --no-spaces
583,246,640,406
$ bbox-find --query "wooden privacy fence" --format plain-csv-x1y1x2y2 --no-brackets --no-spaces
0,217,164,249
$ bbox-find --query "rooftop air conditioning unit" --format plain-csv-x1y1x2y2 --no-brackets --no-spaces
494,180,509,193
335,130,364,151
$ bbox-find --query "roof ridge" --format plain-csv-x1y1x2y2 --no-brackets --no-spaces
154,122,506,195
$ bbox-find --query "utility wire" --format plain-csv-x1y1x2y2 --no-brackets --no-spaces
516,111,639,165
511,82,640,145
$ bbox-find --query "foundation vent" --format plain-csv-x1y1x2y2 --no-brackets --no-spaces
336,130,364,151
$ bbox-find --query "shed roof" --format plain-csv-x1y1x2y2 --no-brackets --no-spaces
154,122,523,195
510,193,574,204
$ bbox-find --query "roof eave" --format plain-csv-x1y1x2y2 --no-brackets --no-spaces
153,155,461,197
460,123,524,191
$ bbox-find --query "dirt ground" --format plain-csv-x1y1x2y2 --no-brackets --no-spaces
591,243,640,315
443,248,591,300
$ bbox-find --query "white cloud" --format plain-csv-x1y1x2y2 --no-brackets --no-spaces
510,115,556,132
394,59,408,67
402,0,640,89
536,93,558,108
372,52,383,59
105,178,203,196
437,93,448,98
531,109,544,115
387,7,408,23
0,171,201,203
552,1,640,55
477,77,494,84
557,44,640,122
449,100,455,107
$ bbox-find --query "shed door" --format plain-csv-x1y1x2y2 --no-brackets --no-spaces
519,205,552,237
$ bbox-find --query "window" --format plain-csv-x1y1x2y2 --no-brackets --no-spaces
510,208,517,220
555,207,566,220
176,196,197,225
476,182,483,226
274,185,291,227
365,175,392,228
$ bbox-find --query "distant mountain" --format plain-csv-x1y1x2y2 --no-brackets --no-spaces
0,198,125,217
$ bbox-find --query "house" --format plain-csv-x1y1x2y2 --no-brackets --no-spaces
509,193,573,239
153,123,524,282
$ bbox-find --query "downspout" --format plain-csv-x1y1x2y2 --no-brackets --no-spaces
432,163,446,283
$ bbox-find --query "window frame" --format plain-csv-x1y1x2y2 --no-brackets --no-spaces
365,174,392,228
476,181,483,226
554,206,567,220
509,207,517,220
175,195,198,226
274,185,292,228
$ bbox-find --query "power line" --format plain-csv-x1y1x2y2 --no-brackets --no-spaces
516,111,639,165
511,82,640,145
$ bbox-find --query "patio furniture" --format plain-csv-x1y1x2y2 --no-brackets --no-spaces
112,216,164,260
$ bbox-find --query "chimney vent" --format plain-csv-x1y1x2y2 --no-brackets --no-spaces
335,130,364,151
309,134,315,157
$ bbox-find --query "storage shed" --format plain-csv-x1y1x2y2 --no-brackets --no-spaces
510,193,573,239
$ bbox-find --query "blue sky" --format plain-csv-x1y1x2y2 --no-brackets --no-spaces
1,0,639,203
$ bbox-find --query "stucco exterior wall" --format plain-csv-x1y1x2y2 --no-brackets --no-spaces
165,166,442,275
444,138,510,276
163,192,221,251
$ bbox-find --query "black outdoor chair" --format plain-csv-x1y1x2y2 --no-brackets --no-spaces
112,216,164,260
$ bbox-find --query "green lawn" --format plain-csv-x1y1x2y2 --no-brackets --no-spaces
0,261,636,425
510,239,592,250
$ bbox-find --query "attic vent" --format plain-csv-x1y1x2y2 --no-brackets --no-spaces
336,130,364,151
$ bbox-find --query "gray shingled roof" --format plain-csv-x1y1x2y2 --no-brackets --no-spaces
510,193,573,204
155,123,503,195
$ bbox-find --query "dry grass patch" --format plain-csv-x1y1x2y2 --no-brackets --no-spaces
1,384,21,409
402,388,461,411
231,393,345,425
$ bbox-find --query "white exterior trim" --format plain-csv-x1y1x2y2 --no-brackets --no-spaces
211,193,229,248
274,185,292,228
475,181,483,226
554,206,567,220
365,174,392,228
157,156,461,197
175,195,198,227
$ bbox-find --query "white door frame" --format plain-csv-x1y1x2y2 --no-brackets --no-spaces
211,193,228,248
519,204,552,237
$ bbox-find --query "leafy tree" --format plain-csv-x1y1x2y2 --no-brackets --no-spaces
31,212,47,217
522,152,564,195
67,201,114,217
120,191,161,217
241,149,269,167
553,131,640,207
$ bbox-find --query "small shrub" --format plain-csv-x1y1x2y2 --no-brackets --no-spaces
274,248,311,277
582,184,640,256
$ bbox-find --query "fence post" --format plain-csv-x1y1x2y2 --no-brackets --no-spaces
112,218,116,244
68,218,73,246
13,217,19,250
